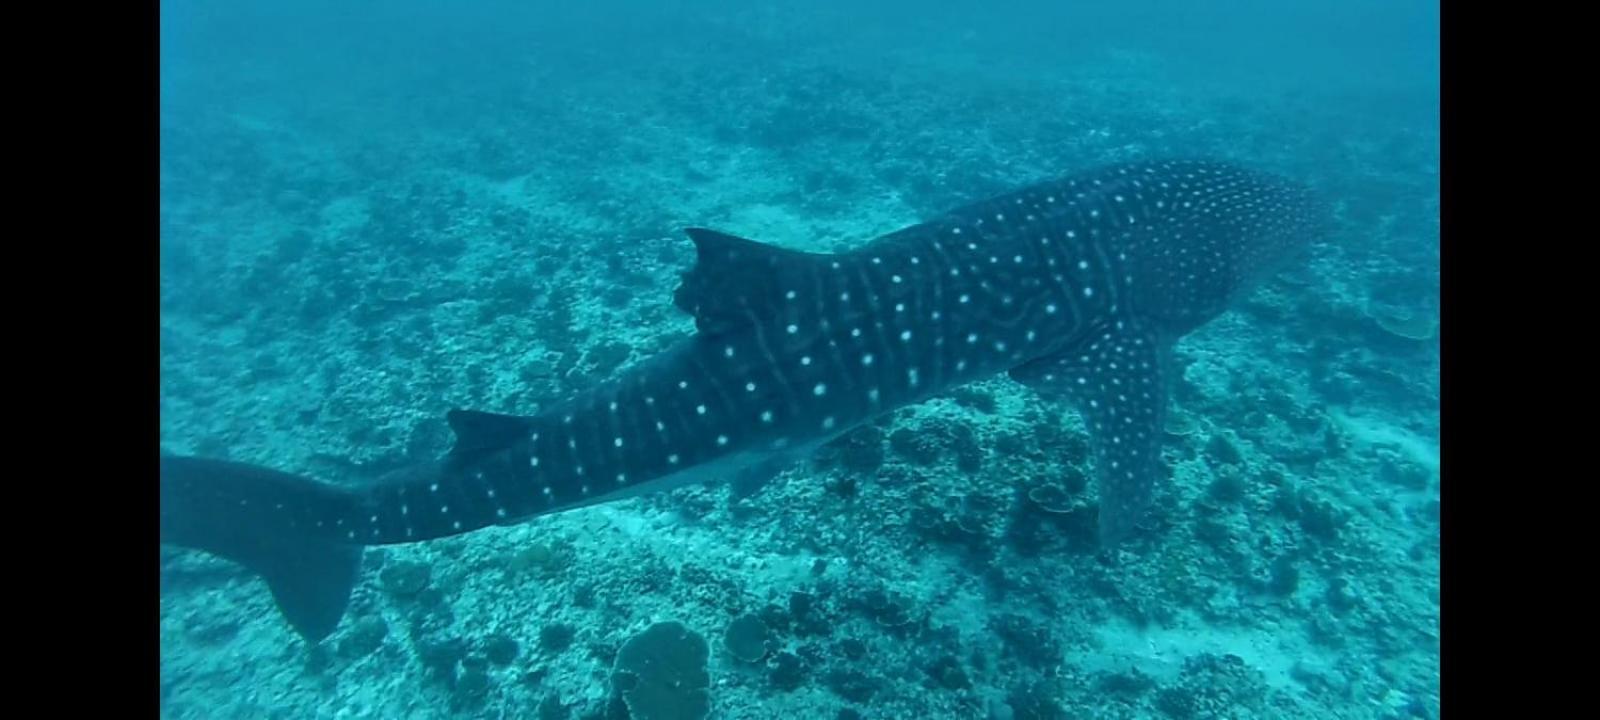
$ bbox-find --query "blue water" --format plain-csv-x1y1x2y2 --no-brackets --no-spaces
160,2,1439,718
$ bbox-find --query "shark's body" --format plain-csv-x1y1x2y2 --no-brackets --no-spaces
161,159,1327,641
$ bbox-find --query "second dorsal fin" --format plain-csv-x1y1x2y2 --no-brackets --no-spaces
444,409,532,465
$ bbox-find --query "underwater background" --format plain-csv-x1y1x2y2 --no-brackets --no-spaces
158,1,1440,718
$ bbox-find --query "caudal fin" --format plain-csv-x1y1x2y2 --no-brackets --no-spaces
160,455,363,642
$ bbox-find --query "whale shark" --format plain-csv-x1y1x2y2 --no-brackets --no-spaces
160,158,1328,641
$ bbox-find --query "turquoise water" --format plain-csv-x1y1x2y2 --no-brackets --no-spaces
159,2,1439,718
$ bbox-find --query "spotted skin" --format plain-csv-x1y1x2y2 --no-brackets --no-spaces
167,159,1326,553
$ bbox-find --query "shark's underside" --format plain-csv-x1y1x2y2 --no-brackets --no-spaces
160,158,1328,641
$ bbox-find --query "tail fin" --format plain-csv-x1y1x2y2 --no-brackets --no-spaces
159,455,363,642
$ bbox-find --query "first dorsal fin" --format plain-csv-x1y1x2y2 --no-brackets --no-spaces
673,228,821,336
445,409,532,464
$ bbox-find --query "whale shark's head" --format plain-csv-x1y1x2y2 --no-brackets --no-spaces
1107,160,1329,338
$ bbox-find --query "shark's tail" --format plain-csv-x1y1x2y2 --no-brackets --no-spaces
159,454,364,642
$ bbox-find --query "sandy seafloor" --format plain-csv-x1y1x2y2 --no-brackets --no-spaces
159,11,1439,720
